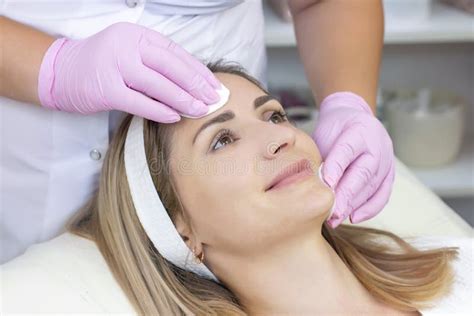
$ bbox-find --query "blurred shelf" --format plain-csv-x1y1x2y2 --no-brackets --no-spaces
408,138,474,198
264,1,474,47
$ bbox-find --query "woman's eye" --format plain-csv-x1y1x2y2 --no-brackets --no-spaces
211,129,235,151
210,110,289,152
269,110,288,124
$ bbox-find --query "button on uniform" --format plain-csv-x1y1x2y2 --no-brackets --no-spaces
89,149,102,161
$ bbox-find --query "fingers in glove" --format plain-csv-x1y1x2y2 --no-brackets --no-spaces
326,211,346,229
112,86,181,123
122,64,208,117
323,129,366,188
347,151,393,214
349,161,395,224
143,29,221,89
328,153,377,221
168,41,221,89
140,43,219,104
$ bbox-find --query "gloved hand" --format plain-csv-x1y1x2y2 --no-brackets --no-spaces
312,92,396,228
37,22,221,123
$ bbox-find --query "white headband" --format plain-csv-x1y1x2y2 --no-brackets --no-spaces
124,115,220,283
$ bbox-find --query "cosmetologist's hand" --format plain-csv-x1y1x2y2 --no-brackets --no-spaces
312,92,396,228
37,22,221,123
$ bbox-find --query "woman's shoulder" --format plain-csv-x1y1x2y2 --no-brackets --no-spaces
409,235,473,316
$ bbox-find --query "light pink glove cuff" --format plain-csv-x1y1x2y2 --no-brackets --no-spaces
319,91,373,116
37,37,68,110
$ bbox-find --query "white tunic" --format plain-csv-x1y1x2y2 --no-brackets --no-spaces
0,0,267,263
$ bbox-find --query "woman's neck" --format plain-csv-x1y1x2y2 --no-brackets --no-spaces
215,226,413,315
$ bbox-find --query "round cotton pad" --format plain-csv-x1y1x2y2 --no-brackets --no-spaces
179,83,230,119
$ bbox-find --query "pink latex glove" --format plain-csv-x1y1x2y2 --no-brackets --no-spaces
38,22,221,123
312,92,396,228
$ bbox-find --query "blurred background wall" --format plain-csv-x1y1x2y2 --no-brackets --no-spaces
263,0,473,226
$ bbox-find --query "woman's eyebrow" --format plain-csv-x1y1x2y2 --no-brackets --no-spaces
192,94,278,145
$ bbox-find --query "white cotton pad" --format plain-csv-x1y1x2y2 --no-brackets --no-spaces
180,83,230,119
318,162,336,217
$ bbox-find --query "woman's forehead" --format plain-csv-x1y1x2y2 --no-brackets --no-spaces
180,73,266,127
214,72,265,102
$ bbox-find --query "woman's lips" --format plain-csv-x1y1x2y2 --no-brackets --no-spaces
265,158,314,192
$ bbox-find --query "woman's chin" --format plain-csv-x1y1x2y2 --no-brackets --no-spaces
272,177,335,222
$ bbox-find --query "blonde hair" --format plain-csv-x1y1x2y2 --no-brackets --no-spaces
68,61,459,315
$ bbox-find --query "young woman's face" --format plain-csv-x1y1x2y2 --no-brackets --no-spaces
169,73,334,257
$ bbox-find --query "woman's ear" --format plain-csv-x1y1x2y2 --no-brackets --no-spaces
174,212,195,249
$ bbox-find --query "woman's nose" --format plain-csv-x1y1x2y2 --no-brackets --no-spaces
262,124,296,160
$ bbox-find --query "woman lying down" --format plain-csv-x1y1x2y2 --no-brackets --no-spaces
68,61,470,316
